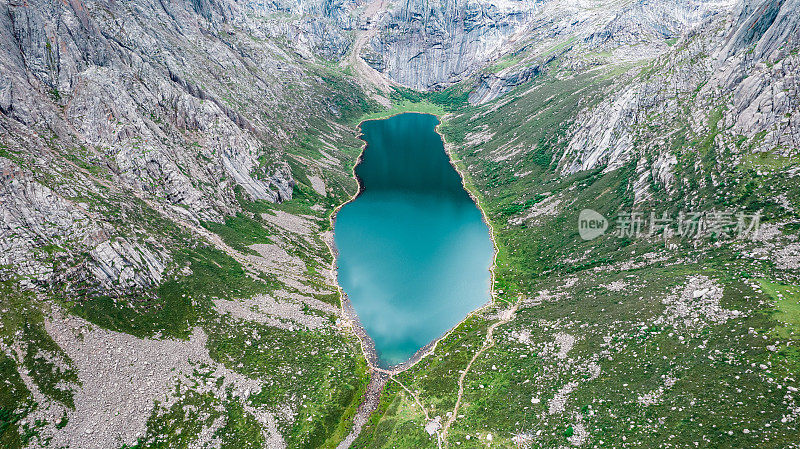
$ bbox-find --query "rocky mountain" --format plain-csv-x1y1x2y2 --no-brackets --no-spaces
0,0,372,292
559,0,799,187
1,0,799,447
363,0,736,91
1,0,374,447
360,0,539,90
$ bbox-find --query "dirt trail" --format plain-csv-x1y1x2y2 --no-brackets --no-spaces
334,363,443,448
339,302,519,448
439,302,520,447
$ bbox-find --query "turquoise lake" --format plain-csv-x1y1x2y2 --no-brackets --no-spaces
334,112,494,367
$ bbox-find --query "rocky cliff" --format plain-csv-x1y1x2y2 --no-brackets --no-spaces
361,0,735,92
361,0,538,90
562,0,800,179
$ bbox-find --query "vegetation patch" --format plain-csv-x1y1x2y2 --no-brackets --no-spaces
202,213,273,255
759,279,800,338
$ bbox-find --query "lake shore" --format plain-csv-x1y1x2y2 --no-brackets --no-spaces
322,110,502,449
324,110,501,376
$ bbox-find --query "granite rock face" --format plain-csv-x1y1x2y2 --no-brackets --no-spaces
469,63,542,104
585,0,736,48
364,0,539,90
0,154,168,292
716,0,800,152
0,0,302,219
560,0,800,181
0,0,368,290
362,0,734,92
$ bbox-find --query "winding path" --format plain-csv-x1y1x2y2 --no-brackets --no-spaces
439,302,519,447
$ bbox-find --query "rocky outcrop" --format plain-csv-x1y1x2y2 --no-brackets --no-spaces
559,0,800,181
243,0,359,59
87,239,166,291
365,0,539,90
468,63,541,104
585,0,734,48
713,0,800,153
1,157,93,287
0,0,304,222
0,156,168,291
